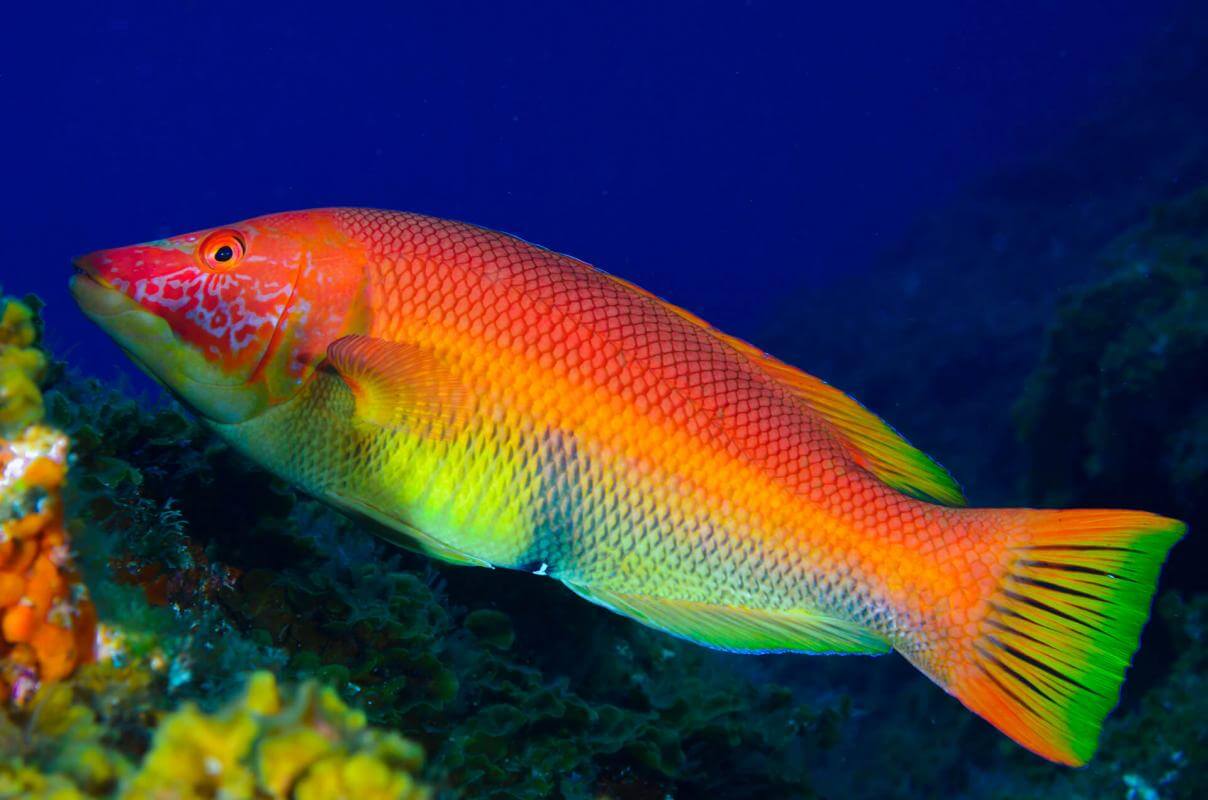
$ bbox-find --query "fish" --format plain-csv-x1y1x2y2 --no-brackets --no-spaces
70,208,1184,766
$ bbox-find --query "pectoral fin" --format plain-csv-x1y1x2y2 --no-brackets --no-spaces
326,334,466,433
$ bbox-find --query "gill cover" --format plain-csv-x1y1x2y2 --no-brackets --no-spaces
71,210,370,423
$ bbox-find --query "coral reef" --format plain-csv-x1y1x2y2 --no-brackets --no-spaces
223,523,839,798
0,424,94,703
0,662,152,797
0,296,97,706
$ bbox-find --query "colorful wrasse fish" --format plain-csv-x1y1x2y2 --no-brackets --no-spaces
71,208,1184,765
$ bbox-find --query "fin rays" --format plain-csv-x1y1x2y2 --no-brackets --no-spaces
945,509,1184,765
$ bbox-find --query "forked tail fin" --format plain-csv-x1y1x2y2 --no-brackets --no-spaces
935,509,1184,765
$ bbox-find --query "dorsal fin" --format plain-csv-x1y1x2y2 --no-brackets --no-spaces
593,270,966,506
751,358,966,506
563,581,890,655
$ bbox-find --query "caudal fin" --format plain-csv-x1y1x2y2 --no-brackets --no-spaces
941,509,1184,765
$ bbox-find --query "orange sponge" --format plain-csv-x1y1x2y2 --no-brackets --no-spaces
0,425,97,704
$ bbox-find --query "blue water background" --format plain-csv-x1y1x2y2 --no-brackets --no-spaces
1,1,1180,378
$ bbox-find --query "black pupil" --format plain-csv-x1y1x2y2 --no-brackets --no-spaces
214,244,235,262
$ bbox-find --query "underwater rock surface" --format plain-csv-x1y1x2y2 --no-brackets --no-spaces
1015,186,1208,586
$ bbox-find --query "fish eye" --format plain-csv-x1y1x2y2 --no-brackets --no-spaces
200,231,247,270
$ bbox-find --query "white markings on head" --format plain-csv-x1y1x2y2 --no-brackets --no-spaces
130,263,296,355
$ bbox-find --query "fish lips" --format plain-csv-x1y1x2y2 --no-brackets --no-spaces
70,257,128,318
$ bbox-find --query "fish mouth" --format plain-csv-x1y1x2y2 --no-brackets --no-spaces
71,252,103,281
69,263,135,320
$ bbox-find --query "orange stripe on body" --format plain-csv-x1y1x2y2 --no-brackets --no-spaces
341,209,991,643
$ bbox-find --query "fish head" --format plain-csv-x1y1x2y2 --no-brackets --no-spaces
71,209,370,424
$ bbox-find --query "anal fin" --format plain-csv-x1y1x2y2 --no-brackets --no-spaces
563,581,889,655
328,490,493,568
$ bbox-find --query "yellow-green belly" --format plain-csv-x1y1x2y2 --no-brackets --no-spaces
214,367,904,651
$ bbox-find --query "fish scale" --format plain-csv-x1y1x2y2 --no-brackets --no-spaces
73,207,1185,765
258,210,962,672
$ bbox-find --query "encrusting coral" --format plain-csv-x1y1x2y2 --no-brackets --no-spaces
123,670,431,800
0,296,97,706
0,668,431,799
0,297,47,435
0,662,143,798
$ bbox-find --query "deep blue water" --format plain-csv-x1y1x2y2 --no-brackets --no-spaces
1,0,1181,383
